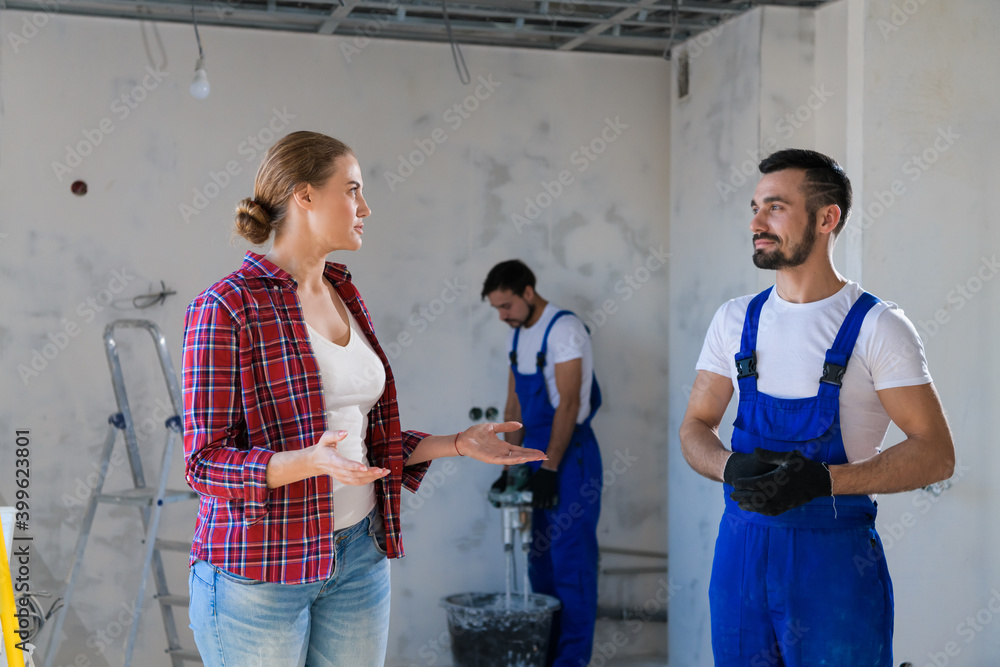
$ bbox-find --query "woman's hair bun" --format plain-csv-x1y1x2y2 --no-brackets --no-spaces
234,197,273,245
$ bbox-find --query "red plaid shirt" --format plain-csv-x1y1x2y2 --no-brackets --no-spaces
182,252,430,584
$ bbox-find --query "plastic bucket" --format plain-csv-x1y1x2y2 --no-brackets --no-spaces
440,592,561,667
0,508,14,560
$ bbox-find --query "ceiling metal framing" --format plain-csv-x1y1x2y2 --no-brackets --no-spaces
1,0,837,56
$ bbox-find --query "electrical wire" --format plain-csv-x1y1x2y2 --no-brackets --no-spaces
441,0,471,85
192,1,205,61
132,281,177,309
662,0,679,59
138,6,168,72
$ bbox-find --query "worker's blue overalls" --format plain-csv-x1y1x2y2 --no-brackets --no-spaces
511,310,603,667
710,287,894,666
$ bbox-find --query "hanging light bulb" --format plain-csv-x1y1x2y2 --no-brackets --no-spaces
190,4,210,99
190,57,210,99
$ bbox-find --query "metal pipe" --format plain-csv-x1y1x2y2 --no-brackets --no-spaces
599,546,668,559
596,606,667,623
600,566,668,575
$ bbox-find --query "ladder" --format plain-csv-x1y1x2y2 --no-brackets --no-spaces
43,320,201,667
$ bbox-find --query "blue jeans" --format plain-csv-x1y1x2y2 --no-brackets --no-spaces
188,508,391,667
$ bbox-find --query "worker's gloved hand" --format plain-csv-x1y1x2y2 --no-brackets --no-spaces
723,451,778,486
491,469,509,494
528,468,559,510
488,469,509,508
729,448,832,516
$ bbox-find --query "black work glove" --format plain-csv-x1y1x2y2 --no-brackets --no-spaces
528,468,559,510
488,469,508,508
723,451,778,486
491,470,509,494
729,448,832,516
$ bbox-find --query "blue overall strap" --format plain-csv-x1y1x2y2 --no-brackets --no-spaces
539,310,603,423
536,310,575,368
734,287,773,391
818,291,881,397
510,326,522,367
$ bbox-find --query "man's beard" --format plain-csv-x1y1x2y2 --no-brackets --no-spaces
752,220,817,270
514,302,536,328
507,301,536,328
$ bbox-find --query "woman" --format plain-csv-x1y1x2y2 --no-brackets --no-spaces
182,130,545,667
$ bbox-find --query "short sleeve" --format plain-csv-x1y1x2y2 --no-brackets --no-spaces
865,305,933,391
695,301,735,378
547,315,591,365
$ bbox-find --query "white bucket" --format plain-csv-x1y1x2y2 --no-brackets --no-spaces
0,507,14,560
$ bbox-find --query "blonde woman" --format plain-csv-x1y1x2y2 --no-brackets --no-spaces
182,131,544,666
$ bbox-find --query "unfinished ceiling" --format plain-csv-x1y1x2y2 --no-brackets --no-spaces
4,0,837,57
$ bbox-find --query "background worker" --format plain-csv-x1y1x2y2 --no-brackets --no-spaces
679,148,954,666
482,259,603,667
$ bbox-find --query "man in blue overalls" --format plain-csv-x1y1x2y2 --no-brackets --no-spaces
482,259,603,667
679,149,954,665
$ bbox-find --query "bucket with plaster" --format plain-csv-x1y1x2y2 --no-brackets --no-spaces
440,591,560,667
440,466,560,667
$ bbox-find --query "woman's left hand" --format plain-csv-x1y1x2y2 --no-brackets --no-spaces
456,421,547,464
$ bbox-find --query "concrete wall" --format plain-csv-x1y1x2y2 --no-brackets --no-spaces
0,12,670,666
668,0,1000,665
861,1,1000,664
667,9,763,665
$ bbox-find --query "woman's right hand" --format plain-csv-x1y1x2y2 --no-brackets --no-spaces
308,430,390,486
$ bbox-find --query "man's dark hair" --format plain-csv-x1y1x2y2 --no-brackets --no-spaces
758,149,853,235
481,260,536,299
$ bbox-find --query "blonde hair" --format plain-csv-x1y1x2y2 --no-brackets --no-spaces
234,131,354,245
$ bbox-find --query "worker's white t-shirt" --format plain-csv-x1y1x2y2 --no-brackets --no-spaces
306,308,385,529
696,281,932,463
508,304,594,424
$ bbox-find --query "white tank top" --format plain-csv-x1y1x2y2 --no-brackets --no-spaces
306,308,386,529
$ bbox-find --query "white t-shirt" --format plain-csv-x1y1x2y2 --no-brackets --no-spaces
306,308,386,529
696,281,932,463
508,303,595,424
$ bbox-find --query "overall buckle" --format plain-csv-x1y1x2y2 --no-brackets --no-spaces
820,362,847,386
735,352,758,380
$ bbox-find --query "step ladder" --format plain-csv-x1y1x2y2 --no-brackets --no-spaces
43,320,201,667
